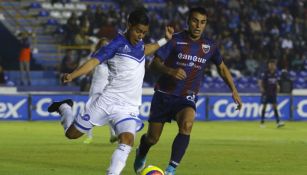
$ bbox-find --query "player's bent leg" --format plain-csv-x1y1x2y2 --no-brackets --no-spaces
146,122,165,145
65,125,84,139
165,107,195,174
134,122,164,173
71,112,95,140
107,119,137,175
176,107,195,135
47,99,76,133
47,99,73,113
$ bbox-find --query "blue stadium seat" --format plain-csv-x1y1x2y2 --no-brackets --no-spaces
30,2,41,9
38,10,49,17
289,70,296,77
299,70,307,77
237,77,249,84
213,76,223,83
47,19,58,25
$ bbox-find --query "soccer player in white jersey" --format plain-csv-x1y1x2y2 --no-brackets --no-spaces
47,8,174,175
83,38,118,144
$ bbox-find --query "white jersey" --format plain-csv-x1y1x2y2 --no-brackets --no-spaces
89,63,109,96
91,33,145,107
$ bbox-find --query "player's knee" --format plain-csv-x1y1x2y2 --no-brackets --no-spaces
118,132,134,146
65,127,83,139
179,121,194,134
146,134,159,145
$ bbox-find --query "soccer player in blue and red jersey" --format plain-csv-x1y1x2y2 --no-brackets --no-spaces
258,59,285,128
134,7,242,175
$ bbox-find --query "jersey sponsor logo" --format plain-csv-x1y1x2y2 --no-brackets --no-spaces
0,99,27,119
176,42,188,45
211,98,289,119
178,53,207,64
202,44,210,54
176,61,202,69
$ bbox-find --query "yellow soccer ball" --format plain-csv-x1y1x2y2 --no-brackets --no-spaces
140,165,164,175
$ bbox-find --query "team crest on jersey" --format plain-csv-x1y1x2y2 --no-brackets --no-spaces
202,44,210,54
123,45,131,53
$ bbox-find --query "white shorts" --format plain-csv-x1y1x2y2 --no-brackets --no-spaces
73,94,144,135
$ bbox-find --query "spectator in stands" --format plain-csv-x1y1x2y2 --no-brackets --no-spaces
49,0,306,87
176,0,189,20
79,6,94,35
60,50,78,85
94,5,107,29
18,32,31,86
291,53,305,71
64,12,80,45
245,54,259,76
74,31,90,46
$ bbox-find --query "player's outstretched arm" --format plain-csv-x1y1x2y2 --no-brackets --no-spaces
217,62,242,110
144,26,174,56
63,58,100,83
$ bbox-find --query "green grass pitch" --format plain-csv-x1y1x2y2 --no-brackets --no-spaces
1,121,307,175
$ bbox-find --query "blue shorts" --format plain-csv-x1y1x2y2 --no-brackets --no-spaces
261,95,277,104
148,91,197,123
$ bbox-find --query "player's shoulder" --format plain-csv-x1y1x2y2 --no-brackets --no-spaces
201,35,216,46
109,33,126,45
169,31,184,44
173,31,185,38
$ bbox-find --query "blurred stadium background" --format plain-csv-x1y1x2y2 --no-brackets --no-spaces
0,0,306,174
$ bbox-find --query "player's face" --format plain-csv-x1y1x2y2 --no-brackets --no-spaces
127,24,149,45
268,62,276,72
188,12,207,40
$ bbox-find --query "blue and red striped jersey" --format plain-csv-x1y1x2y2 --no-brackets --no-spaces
260,70,279,96
155,31,223,97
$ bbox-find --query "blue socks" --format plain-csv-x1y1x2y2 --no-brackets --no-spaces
169,133,190,168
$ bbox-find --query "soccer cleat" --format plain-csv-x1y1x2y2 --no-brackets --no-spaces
83,137,93,144
259,124,266,128
47,99,73,113
109,136,118,144
277,122,285,128
134,148,146,174
165,166,176,175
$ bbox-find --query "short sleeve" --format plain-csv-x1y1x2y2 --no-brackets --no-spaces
155,39,175,61
91,35,121,63
211,47,223,66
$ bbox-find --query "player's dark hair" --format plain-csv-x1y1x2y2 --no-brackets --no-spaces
188,7,208,21
267,59,277,64
128,8,149,26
